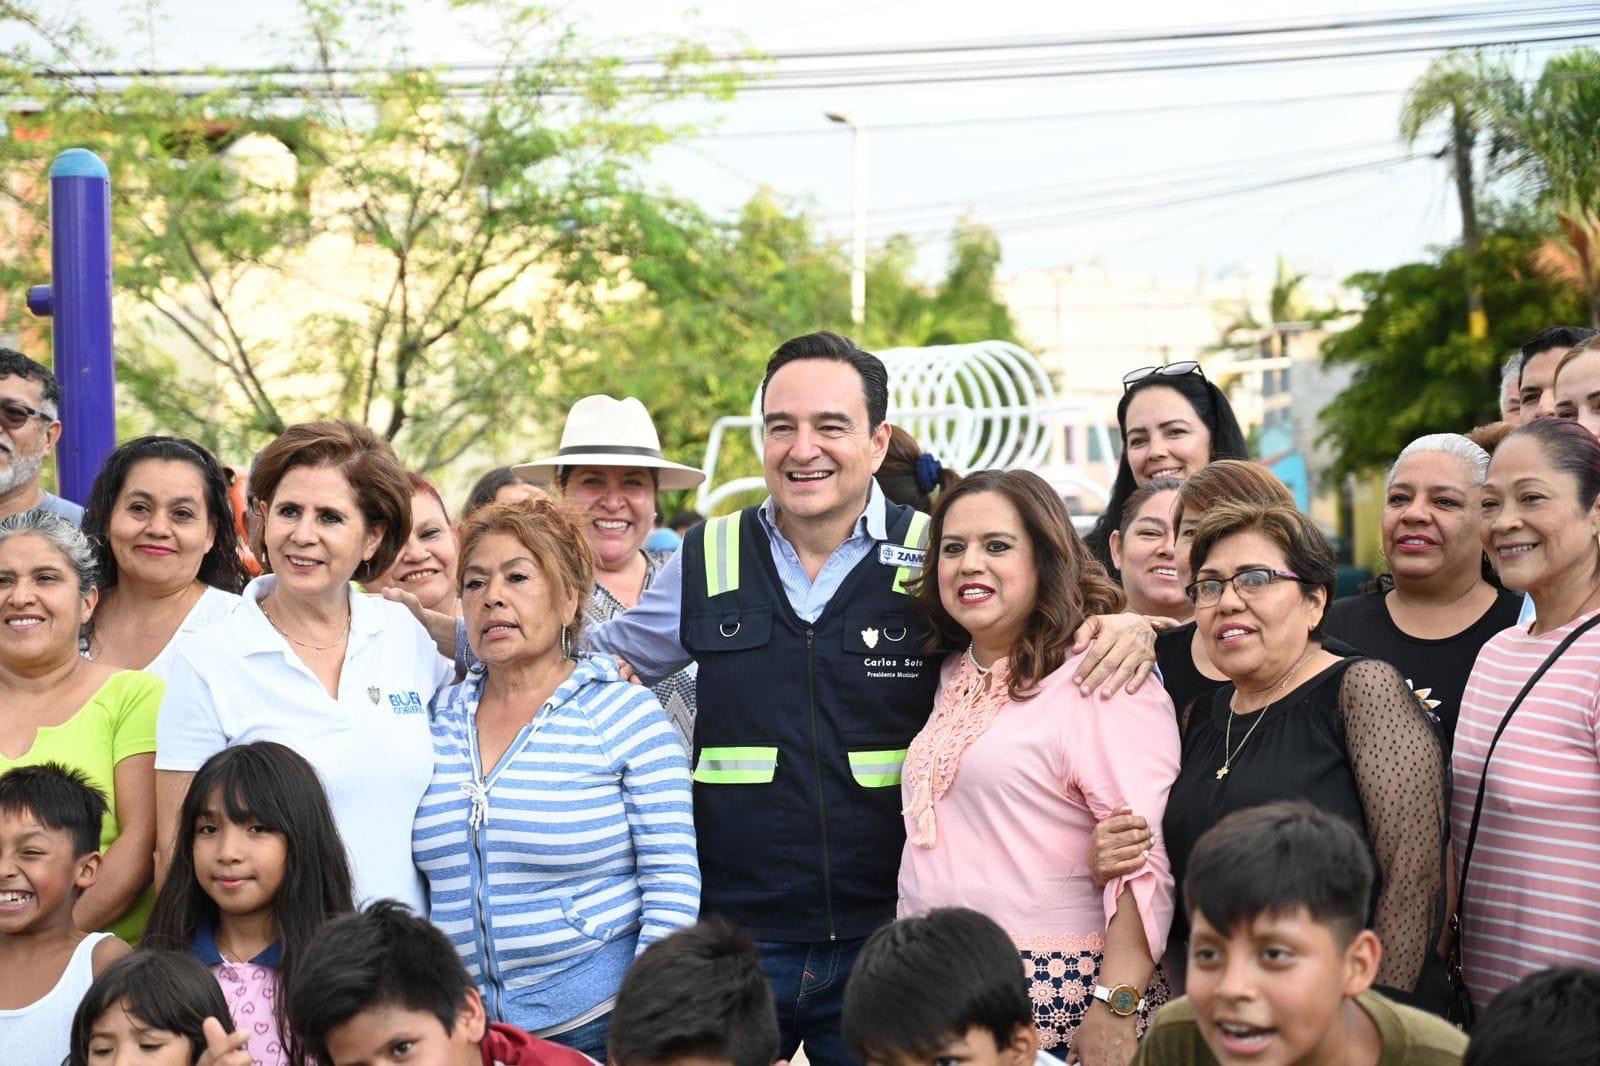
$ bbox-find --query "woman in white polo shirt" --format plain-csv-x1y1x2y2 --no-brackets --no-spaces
154,420,452,910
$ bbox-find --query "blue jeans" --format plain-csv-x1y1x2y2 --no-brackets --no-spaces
757,936,870,1066
546,1011,611,1061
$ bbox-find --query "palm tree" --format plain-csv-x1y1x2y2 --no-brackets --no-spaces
1532,212,1600,329
1211,256,1337,360
1400,51,1516,340
1511,49,1600,326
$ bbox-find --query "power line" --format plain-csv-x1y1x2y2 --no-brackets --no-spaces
40,0,1598,77
722,27,1600,93
880,155,1424,244
830,140,1406,227
694,87,1410,140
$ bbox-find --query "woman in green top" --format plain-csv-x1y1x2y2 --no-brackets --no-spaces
0,510,162,941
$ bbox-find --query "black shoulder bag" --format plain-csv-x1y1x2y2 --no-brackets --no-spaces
1445,613,1600,1029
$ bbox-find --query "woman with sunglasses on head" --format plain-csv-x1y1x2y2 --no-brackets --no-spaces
81,437,248,677
1094,502,1450,1012
1322,435,1520,753
1084,362,1249,580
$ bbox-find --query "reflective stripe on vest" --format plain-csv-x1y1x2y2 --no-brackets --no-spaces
703,514,742,598
847,748,908,788
890,511,933,595
693,745,778,784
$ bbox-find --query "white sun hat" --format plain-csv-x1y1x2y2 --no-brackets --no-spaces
513,395,707,491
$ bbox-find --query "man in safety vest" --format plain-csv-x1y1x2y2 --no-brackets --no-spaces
589,331,1157,1066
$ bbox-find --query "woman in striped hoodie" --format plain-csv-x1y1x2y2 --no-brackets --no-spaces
413,497,700,1059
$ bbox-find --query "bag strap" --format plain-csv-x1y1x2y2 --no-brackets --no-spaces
1455,612,1600,919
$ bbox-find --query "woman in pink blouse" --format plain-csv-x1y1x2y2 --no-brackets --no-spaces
900,470,1180,1066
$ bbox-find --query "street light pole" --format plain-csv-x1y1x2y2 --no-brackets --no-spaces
826,111,866,327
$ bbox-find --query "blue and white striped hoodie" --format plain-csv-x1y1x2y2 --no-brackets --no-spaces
413,654,699,1033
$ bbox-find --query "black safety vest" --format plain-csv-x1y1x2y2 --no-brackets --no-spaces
679,503,940,942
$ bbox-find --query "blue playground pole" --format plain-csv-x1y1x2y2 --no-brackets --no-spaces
25,147,116,505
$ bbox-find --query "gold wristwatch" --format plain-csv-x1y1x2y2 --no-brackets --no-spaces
1092,983,1145,1017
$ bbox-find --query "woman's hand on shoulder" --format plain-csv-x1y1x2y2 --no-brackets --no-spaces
1089,806,1152,885
1072,613,1158,697
380,586,458,656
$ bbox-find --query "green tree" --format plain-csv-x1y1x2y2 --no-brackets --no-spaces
1210,254,1339,359
552,190,1021,510
1483,48,1600,325
1318,221,1584,479
1400,51,1517,339
0,0,741,469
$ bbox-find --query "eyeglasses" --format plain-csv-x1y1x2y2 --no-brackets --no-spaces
1186,567,1304,607
1122,360,1203,393
0,399,53,431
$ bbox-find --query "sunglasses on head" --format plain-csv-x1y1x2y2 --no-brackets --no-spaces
0,399,52,431
1122,361,1204,393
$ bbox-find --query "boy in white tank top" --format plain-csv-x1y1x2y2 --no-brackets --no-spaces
0,764,131,1063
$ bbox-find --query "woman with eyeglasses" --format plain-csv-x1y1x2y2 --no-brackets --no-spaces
80,437,248,677
1084,363,1248,580
1093,501,1450,1011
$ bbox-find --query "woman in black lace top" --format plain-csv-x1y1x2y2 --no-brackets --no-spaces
1098,501,1449,1012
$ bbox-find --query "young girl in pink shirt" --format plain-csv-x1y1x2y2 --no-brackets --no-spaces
147,742,356,1066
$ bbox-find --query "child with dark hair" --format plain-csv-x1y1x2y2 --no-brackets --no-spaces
1463,967,1600,1066
146,742,356,1065
69,949,252,1064
286,899,596,1066
0,764,131,1064
608,919,779,1066
843,908,1048,1066
1132,802,1465,1065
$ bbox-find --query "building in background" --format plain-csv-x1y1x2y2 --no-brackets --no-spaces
1001,261,1364,561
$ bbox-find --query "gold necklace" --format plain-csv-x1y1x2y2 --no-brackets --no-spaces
261,597,350,652
1216,648,1318,781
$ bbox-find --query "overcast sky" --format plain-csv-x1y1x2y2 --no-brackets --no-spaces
18,0,1596,285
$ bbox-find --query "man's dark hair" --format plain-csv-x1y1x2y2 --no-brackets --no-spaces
760,331,889,430
0,763,107,856
1185,801,1373,944
667,509,703,535
609,920,778,1066
287,900,474,1064
1520,325,1599,379
0,347,61,412
1465,967,1600,1066
843,909,1031,1063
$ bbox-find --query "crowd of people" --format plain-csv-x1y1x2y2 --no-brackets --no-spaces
1,323,1599,1066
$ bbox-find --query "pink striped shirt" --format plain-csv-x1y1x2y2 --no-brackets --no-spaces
1452,608,1600,1012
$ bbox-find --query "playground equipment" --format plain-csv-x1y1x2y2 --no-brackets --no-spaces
25,148,116,505
695,340,1117,518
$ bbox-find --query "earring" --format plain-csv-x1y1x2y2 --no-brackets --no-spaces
559,624,573,660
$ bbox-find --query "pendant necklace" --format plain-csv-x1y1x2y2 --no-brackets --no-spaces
1216,648,1317,780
